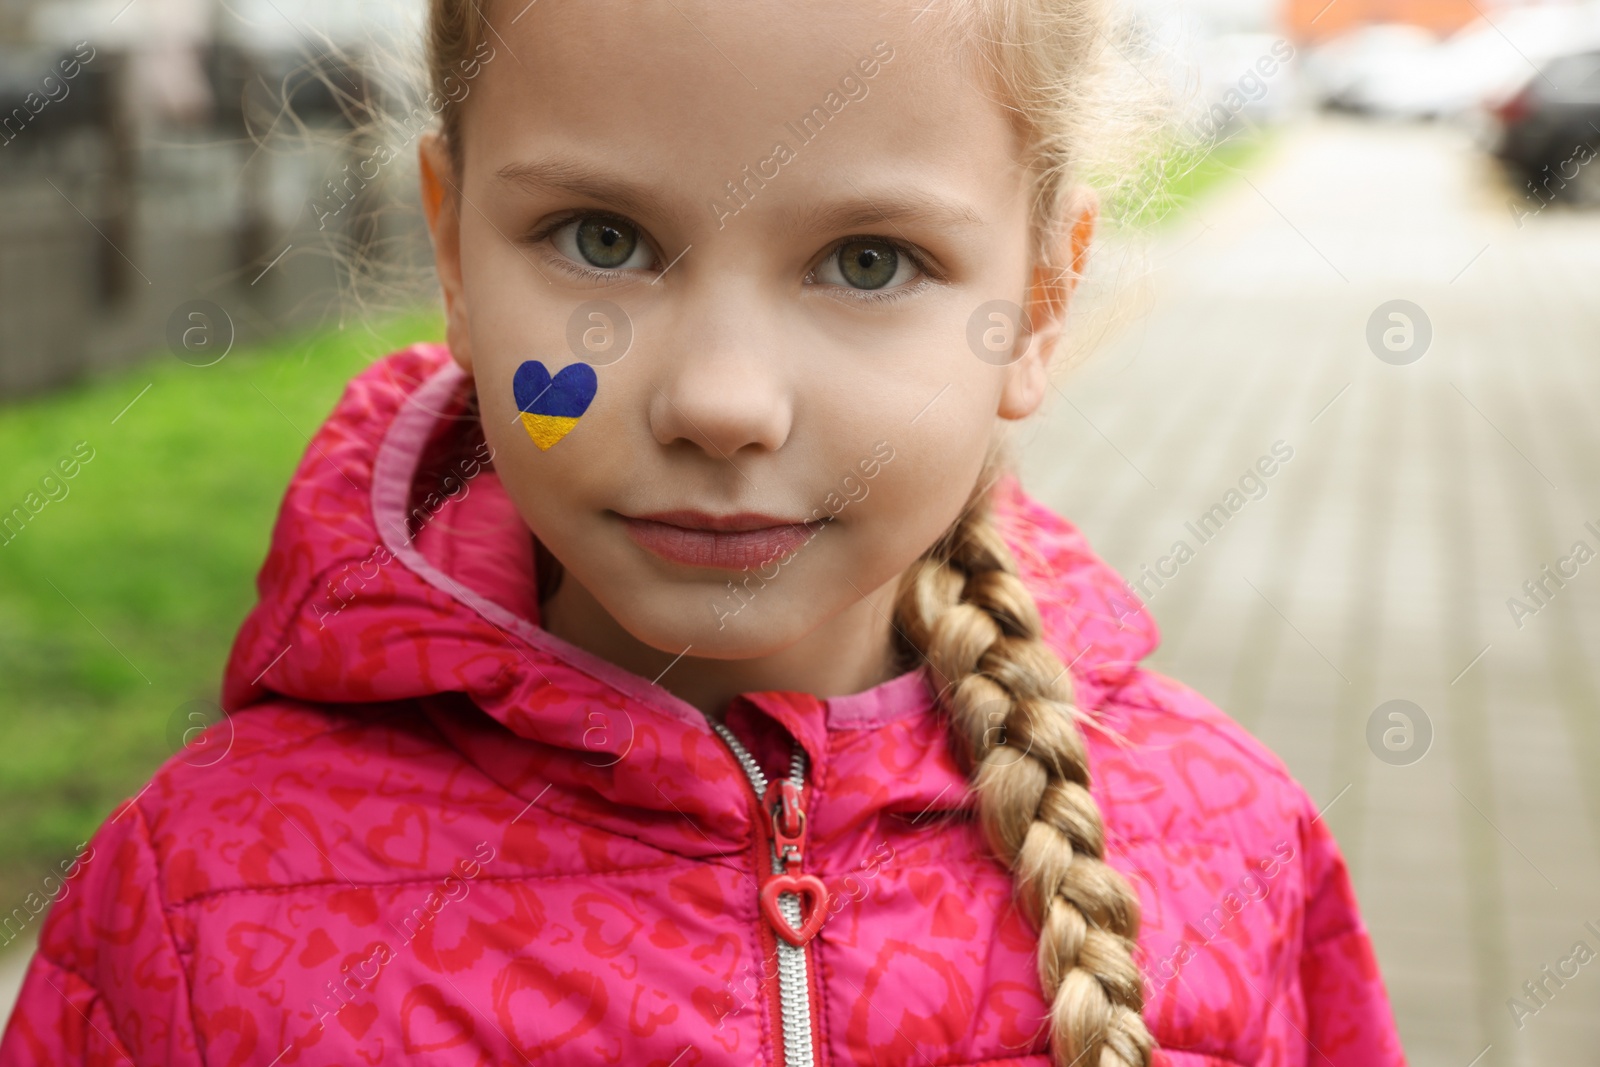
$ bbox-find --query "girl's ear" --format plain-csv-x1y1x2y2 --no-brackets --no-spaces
419,132,473,374
998,185,1098,421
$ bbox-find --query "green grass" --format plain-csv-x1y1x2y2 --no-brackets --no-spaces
1101,127,1278,231
0,308,444,910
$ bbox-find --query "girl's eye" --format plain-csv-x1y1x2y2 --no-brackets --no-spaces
838,240,897,289
813,237,922,294
549,214,657,272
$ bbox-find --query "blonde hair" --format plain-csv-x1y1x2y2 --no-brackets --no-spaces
894,461,1152,1066
422,2,1154,1063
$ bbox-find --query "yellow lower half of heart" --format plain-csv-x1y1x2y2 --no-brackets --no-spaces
519,413,581,451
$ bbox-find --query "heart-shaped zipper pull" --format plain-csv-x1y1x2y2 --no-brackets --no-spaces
761,872,830,946
762,779,830,945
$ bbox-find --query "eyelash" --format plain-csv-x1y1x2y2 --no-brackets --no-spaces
522,212,939,305
812,235,939,307
524,212,652,285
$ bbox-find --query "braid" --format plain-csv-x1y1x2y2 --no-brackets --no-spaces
893,482,1153,1067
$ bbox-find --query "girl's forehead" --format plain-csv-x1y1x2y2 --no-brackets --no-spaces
460,0,1025,208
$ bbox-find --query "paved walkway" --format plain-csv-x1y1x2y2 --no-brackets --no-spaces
1021,115,1600,1067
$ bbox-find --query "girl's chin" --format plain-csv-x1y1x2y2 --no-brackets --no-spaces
601,590,829,662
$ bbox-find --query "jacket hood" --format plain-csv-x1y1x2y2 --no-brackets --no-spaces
222,343,1160,762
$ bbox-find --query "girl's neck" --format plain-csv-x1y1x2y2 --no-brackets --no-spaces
539,572,905,720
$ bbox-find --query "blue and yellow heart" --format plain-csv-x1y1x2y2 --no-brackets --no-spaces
513,360,597,451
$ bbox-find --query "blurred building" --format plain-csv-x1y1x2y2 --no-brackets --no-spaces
0,0,429,399
1285,0,1578,40
1286,0,1477,40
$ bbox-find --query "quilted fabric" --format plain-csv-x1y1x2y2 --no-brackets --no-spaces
0,344,1406,1067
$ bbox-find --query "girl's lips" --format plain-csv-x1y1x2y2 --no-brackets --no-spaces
620,511,828,570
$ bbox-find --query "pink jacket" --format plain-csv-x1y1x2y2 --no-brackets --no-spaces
1,344,1406,1067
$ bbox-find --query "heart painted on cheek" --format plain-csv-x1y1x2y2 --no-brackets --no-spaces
513,360,598,450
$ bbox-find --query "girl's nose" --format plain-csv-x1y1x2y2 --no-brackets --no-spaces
648,289,794,458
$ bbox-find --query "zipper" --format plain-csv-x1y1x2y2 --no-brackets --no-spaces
709,721,823,1067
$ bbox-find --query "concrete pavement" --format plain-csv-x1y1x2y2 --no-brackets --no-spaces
1021,114,1600,1067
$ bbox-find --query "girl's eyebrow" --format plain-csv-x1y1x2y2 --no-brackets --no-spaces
495,156,986,235
777,193,986,237
495,157,680,223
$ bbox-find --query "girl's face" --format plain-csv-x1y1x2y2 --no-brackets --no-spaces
421,0,1089,681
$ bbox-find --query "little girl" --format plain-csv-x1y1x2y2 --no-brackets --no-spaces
1,1,1407,1065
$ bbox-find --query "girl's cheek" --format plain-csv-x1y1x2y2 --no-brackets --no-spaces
862,415,990,547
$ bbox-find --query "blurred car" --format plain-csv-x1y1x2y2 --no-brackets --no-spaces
1495,48,1600,206
1304,5,1600,121
1301,23,1439,115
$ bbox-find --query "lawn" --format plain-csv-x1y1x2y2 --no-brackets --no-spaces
0,309,444,910
1103,126,1277,230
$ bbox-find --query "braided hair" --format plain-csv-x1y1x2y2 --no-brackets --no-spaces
893,472,1152,1067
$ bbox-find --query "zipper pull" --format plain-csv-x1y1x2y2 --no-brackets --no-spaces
769,780,805,871
760,780,830,946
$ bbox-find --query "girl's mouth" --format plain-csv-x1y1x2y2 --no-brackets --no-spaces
619,510,830,570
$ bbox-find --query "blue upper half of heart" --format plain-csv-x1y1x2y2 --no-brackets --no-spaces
513,360,598,418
